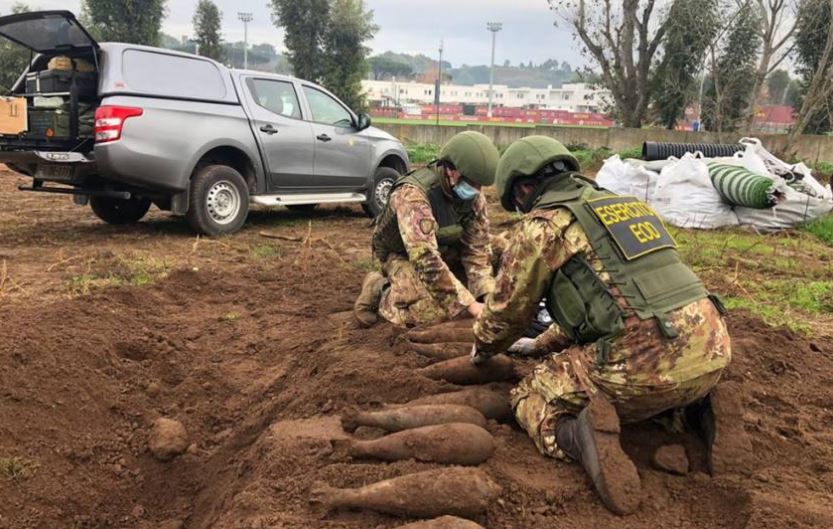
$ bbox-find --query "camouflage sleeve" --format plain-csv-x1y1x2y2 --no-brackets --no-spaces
459,194,495,300
473,216,571,357
393,185,476,317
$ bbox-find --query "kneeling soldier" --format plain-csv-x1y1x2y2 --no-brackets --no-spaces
471,136,732,514
354,131,500,327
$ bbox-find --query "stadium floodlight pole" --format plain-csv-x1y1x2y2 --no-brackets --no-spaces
486,22,502,119
238,12,253,69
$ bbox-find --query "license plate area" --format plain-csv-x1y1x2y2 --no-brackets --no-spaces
36,164,75,181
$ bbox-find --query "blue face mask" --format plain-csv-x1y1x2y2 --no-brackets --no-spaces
453,180,480,201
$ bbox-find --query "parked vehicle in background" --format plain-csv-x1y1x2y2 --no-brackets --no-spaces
0,11,409,235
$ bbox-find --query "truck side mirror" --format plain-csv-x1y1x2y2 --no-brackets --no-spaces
356,113,372,131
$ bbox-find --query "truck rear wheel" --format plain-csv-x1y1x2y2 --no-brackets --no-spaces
186,165,249,236
90,196,151,225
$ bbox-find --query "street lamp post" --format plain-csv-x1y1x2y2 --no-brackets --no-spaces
237,12,253,70
436,38,443,127
486,22,502,119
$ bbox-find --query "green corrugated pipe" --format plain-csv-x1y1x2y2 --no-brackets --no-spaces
707,163,784,209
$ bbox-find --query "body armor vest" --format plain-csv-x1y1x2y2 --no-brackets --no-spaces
533,174,709,344
372,167,475,261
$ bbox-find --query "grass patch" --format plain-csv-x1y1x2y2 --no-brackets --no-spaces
68,253,171,295
406,142,441,164
800,214,833,247
0,457,35,482
221,311,241,321
250,243,283,260
672,226,833,333
353,258,380,273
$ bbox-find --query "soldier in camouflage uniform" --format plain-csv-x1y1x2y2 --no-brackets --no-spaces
470,136,732,515
354,131,500,327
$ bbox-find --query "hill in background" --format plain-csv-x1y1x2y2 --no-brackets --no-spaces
158,36,575,88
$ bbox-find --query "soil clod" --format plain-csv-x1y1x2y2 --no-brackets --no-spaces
652,444,690,475
148,418,189,462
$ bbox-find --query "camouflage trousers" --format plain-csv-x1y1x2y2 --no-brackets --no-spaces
512,298,731,459
378,255,465,327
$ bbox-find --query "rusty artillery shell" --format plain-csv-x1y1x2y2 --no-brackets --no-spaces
341,423,494,465
417,354,516,385
341,404,487,433
406,388,512,422
309,467,501,519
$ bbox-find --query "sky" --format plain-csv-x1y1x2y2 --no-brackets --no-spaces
0,0,585,68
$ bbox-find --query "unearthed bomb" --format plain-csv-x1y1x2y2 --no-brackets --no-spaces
408,341,472,361
309,467,501,518
406,388,512,422
418,354,516,385
405,324,474,344
339,423,495,465
341,404,487,433
395,516,486,529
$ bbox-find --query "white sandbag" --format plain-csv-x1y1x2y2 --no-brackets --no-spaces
596,155,660,202
652,153,739,229
735,186,833,231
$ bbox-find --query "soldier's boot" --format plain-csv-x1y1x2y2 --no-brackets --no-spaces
556,398,642,515
353,272,386,328
687,382,752,475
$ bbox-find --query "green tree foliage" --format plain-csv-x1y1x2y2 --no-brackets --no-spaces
368,56,412,80
702,3,762,132
82,0,167,46
0,3,31,92
793,0,832,134
652,0,719,129
193,0,224,62
766,69,791,104
321,0,378,111
270,0,330,81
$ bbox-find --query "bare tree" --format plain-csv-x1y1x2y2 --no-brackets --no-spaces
787,0,833,147
548,0,668,128
745,0,798,124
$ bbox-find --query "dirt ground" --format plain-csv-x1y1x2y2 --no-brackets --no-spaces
1,168,832,529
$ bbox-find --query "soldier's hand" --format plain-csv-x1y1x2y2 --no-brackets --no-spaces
467,301,484,318
470,344,490,366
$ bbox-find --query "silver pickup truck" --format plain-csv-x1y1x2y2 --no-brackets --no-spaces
0,10,409,234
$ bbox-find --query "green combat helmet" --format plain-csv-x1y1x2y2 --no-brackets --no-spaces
495,135,581,211
438,131,500,186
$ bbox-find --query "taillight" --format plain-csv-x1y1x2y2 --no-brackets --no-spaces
94,105,143,144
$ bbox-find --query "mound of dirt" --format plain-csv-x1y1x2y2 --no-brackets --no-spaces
1,262,832,529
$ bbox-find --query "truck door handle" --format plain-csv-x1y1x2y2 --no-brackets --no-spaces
260,124,278,135
316,134,332,142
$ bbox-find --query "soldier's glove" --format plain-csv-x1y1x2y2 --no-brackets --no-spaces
507,337,537,356
470,344,491,366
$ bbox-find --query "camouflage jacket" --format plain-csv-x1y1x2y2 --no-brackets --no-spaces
473,207,598,356
385,184,495,317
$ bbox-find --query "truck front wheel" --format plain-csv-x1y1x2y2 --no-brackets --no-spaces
186,165,249,235
90,196,151,225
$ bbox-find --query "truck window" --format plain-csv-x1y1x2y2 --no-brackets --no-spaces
302,86,352,127
122,49,226,100
246,78,302,119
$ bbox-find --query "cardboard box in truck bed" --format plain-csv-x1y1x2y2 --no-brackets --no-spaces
0,97,27,135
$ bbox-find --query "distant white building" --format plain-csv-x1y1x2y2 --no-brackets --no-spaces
361,80,611,114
